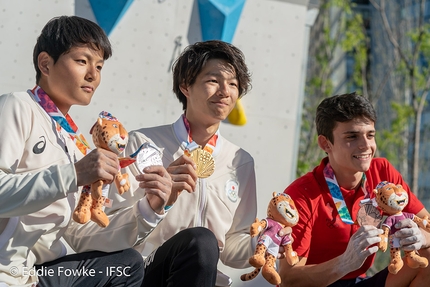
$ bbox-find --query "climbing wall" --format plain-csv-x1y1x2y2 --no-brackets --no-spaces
0,0,309,286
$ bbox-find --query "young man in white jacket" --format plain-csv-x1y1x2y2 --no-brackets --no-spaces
66,40,261,287
0,16,172,287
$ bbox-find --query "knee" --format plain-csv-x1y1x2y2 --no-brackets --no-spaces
183,227,219,264
121,248,144,269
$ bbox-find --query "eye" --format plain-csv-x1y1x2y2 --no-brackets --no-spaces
76,59,86,64
96,65,103,71
113,124,118,128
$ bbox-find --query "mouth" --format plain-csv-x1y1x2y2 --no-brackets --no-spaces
212,101,229,107
117,143,126,151
82,86,94,93
353,154,372,160
285,208,295,219
396,199,406,205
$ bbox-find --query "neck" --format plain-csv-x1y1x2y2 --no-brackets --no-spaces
185,115,219,147
335,171,363,191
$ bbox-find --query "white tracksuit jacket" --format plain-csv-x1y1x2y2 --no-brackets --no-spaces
0,91,160,287
66,116,258,286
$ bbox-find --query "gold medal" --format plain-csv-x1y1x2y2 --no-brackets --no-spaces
185,147,215,178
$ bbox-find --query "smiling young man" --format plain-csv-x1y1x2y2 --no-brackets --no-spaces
279,92,430,287
0,16,154,287
66,40,259,287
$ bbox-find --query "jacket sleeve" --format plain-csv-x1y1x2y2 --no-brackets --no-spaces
64,197,165,252
64,131,166,252
219,157,257,268
0,93,77,218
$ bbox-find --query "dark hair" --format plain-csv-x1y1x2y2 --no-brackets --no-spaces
172,40,252,110
33,16,112,83
315,92,377,143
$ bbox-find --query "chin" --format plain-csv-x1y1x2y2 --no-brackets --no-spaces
358,164,371,172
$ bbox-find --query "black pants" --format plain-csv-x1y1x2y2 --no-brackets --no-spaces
36,248,144,287
327,267,388,287
142,227,219,287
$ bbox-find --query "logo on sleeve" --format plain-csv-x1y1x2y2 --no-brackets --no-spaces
33,136,46,154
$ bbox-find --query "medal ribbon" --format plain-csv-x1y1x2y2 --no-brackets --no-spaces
30,86,91,156
324,163,370,224
182,114,218,154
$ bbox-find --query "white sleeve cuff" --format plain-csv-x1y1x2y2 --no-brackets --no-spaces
137,196,167,227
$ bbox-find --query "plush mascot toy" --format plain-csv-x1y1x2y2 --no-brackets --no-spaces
373,181,430,274
241,192,299,285
73,111,133,228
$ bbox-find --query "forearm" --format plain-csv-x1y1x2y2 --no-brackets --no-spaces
420,228,430,249
221,232,255,269
64,199,161,253
0,164,77,217
279,256,349,287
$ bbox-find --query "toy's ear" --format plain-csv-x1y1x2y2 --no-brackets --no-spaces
373,188,378,195
272,192,277,197
90,118,102,135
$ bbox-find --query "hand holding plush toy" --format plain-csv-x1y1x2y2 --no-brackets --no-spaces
241,192,299,285
373,181,430,274
73,111,134,227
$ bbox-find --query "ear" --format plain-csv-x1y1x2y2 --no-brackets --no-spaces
373,188,378,196
90,118,103,134
179,84,190,99
38,52,51,76
317,135,331,153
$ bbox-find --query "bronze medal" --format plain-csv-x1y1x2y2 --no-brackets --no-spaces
357,199,383,227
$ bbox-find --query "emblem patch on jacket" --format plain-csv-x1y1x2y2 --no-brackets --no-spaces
33,136,46,154
225,179,239,202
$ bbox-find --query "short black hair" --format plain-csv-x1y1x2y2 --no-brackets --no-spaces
33,16,112,83
172,40,252,111
315,92,377,143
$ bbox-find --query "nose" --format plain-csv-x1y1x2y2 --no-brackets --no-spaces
217,82,230,97
85,65,98,82
119,125,127,140
358,136,371,150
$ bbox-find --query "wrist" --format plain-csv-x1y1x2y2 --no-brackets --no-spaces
138,197,166,226
334,254,352,278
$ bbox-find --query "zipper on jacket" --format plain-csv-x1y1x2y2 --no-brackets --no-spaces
196,178,207,226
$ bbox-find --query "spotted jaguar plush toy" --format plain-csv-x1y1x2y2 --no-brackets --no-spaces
73,111,132,228
374,181,430,274
241,192,299,285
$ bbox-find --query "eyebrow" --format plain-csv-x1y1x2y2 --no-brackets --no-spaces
204,71,237,80
342,130,376,135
